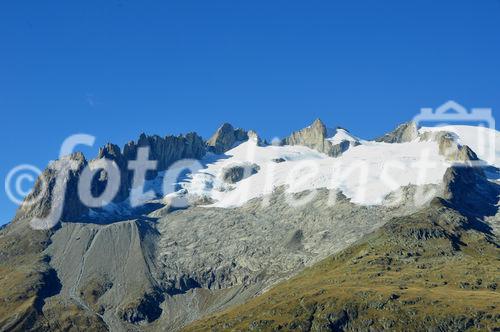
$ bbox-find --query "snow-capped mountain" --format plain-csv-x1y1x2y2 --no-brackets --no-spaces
1,119,499,331
166,121,499,210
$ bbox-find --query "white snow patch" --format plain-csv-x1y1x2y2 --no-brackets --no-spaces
326,128,360,145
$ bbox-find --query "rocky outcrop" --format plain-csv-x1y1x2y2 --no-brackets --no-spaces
442,166,499,217
247,130,263,146
420,131,479,163
221,163,260,183
95,143,130,202
206,123,248,154
283,119,353,157
124,132,206,178
376,121,418,143
283,118,330,153
330,140,352,157
13,152,89,224
118,292,163,324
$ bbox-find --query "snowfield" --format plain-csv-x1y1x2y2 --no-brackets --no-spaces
172,125,499,208
177,134,449,208
85,125,500,220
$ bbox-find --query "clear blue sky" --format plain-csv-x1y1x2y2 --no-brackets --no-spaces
1,0,499,224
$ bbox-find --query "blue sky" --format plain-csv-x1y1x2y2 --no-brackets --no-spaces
1,0,500,224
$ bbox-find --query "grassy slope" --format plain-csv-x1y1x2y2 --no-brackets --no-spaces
185,199,500,331
0,222,107,331
0,222,52,331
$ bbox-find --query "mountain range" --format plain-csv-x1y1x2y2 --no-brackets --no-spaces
0,119,499,332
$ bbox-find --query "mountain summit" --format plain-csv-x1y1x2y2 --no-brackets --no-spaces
283,118,359,157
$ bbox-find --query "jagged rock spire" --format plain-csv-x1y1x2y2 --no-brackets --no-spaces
283,118,354,157
206,123,248,154
283,118,328,151
13,131,207,226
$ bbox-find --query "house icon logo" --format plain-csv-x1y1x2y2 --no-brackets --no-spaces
413,101,496,165
414,100,494,127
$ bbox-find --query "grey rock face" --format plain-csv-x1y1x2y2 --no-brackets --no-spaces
93,132,206,205
283,118,329,153
13,152,89,223
376,121,418,143
439,141,478,163
14,132,207,226
221,163,260,184
124,132,206,178
330,139,354,156
44,219,163,331
285,229,304,251
283,119,354,157
206,123,248,154
442,166,499,217
96,143,130,202
419,131,479,162
90,131,206,210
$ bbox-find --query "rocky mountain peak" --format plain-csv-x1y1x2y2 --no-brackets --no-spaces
283,118,353,157
98,143,122,160
283,119,326,146
206,123,248,154
311,118,327,131
376,121,418,143
13,152,90,224
419,131,479,163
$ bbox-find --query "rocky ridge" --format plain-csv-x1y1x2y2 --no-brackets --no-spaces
12,132,207,226
376,121,419,143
